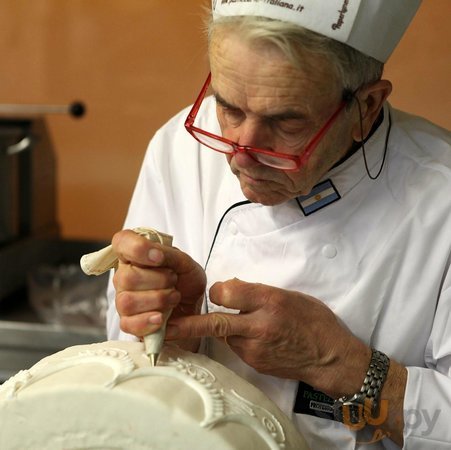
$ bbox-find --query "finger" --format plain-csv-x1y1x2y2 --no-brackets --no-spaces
165,312,253,340
113,229,201,277
116,289,181,316
113,262,177,291
112,229,166,267
209,278,269,313
120,310,165,337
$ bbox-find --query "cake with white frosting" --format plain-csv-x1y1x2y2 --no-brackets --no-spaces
0,341,308,449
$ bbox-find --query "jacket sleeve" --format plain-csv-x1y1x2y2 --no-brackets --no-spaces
403,257,451,448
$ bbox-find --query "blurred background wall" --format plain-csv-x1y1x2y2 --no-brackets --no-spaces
0,0,449,241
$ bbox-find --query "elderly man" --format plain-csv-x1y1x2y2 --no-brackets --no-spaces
107,1,451,448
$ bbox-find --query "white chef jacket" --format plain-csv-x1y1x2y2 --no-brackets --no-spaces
107,95,451,450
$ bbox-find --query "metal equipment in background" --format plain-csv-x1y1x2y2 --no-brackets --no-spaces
0,101,87,299
0,102,107,383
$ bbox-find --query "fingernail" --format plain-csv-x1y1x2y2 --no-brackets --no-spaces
148,249,163,264
165,324,179,339
149,313,162,325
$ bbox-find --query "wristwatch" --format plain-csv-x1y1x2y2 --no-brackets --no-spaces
333,349,390,426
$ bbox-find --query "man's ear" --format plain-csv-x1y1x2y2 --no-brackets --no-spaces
351,79,392,141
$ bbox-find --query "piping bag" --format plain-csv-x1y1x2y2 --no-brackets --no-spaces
80,227,173,366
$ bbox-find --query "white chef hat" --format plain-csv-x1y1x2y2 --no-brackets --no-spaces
212,0,422,62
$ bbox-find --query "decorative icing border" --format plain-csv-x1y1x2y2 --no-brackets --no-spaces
0,348,287,449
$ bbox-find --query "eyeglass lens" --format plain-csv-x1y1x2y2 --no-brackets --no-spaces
192,129,297,169
191,130,234,153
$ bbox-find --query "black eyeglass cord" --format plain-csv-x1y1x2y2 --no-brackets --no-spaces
355,96,392,180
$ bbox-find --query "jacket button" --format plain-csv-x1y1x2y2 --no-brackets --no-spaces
322,244,337,259
229,221,238,235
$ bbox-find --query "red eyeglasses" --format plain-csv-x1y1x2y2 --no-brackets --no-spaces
185,73,349,171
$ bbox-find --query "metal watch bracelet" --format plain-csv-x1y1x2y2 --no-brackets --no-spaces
333,348,390,425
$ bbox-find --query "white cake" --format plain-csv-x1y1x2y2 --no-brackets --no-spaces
0,341,308,449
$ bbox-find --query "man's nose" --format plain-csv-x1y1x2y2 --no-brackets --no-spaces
233,119,273,150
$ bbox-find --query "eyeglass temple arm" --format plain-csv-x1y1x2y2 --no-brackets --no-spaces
299,91,353,165
185,73,212,124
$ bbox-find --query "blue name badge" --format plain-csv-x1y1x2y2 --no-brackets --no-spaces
296,179,341,216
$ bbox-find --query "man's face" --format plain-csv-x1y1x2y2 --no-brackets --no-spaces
209,29,355,205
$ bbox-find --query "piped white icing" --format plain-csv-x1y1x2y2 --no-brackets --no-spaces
1,347,136,398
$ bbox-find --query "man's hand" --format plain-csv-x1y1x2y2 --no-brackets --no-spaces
111,229,207,351
166,277,371,398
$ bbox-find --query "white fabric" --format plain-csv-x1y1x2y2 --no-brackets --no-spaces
212,0,422,62
107,95,451,449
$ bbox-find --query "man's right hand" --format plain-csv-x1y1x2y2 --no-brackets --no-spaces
111,229,207,351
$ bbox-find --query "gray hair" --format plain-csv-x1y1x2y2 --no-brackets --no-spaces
206,15,384,93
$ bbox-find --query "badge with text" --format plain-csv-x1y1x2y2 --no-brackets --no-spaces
293,381,336,421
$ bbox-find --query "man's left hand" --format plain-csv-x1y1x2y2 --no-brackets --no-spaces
165,278,371,398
